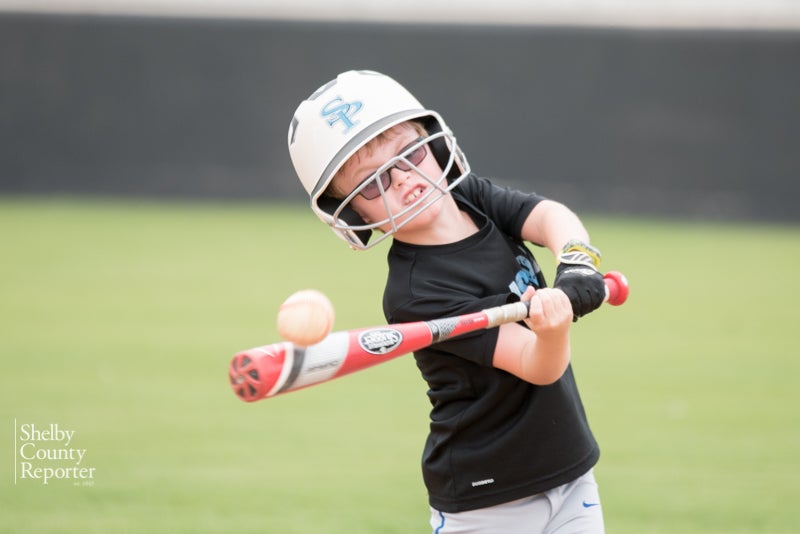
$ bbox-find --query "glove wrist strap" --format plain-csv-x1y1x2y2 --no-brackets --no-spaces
558,239,602,269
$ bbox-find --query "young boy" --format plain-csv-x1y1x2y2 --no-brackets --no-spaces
288,70,608,533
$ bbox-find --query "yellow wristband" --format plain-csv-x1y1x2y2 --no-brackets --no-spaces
559,239,602,268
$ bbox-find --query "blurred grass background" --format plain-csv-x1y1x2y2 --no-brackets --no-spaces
1,197,798,533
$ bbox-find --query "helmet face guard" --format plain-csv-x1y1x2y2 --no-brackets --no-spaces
288,70,471,250
330,132,468,249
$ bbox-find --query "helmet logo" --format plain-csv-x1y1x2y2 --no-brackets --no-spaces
321,97,363,133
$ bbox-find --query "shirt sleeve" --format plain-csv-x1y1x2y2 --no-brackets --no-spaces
455,174,547,239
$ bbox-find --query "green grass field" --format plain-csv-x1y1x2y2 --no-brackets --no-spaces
1,197,798,533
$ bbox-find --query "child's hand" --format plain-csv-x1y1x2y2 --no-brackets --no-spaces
521,286,573,338
554,264,606,319
494,286,574,384
553,239,605,319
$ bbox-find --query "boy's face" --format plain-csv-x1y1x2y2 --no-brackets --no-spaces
333,124,447,239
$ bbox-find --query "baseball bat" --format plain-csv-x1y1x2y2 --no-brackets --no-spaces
229,271,629,403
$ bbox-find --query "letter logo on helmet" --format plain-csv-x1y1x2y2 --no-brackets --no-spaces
321,97,363,133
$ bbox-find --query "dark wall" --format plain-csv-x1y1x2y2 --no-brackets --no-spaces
1,13,798,221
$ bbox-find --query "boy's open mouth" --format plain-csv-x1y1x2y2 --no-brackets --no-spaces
404,185,427,206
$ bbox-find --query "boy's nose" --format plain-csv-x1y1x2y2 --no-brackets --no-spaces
391,167,412,189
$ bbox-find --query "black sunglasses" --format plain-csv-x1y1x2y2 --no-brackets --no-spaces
357,138,428,200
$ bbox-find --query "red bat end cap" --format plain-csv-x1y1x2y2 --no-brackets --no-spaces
603,271,630,306
229,344,287,402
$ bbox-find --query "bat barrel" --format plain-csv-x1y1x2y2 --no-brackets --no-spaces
228,328,422,402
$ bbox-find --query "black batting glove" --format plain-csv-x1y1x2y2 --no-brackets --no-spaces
553,240,605,320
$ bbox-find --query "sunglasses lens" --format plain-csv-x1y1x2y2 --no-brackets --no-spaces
409,145,427,165
357,139,427,200
395,145,426,172
379,171,392,192
360,181,379,200
360,171,391,200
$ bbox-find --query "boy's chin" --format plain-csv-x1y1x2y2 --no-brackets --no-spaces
390,204,443,236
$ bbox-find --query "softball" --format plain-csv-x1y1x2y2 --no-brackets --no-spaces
276,289,335,346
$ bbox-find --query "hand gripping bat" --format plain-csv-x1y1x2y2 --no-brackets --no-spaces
229,271,629,403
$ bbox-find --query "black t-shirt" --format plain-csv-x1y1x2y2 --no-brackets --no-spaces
383,174,599,513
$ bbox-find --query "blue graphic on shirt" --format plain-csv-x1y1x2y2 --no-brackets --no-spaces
509,254,541,296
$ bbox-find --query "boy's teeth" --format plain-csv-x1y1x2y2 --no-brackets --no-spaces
405,187,423,205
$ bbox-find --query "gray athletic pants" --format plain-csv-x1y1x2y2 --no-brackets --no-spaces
429,469,604,533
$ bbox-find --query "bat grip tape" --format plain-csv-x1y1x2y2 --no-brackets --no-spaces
484,301,530,328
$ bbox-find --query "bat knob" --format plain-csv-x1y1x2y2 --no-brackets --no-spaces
603,271,630,306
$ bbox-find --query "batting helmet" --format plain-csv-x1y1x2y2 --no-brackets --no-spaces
287,70,470,249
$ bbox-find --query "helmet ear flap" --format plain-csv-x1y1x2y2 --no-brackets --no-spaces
317,195,373,247
419,117,463,181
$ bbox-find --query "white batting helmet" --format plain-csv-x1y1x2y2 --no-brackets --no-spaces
287,70,470,249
